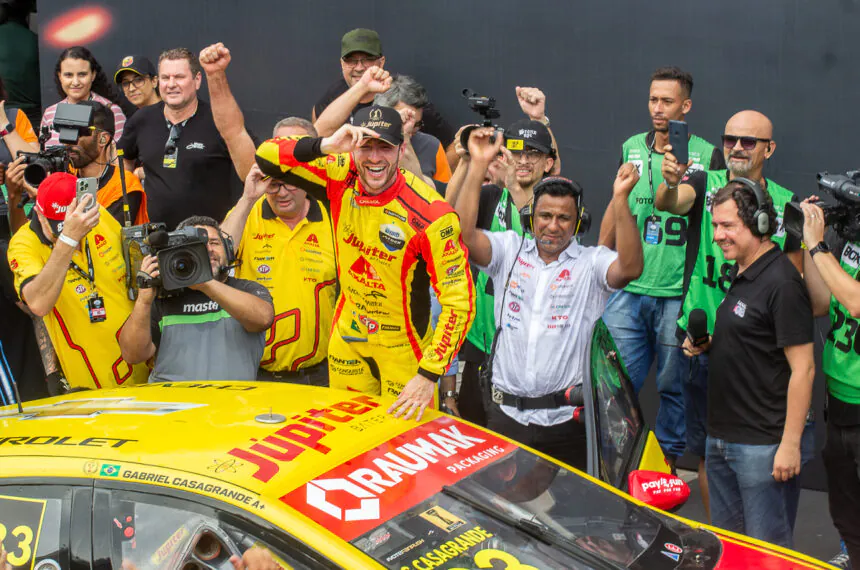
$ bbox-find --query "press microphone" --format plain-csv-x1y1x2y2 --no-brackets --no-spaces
686,309,709,347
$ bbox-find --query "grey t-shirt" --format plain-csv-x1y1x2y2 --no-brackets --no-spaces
149,277,272,382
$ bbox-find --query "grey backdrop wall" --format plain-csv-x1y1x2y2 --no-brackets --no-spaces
37,0,856,490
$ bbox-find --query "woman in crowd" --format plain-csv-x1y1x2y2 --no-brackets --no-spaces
40,46,126,147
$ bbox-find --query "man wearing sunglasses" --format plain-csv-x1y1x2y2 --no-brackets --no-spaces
656,110,802,517
312,28,458,169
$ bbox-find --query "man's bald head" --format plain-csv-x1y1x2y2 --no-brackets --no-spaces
723,110,775,181
725,110,773,139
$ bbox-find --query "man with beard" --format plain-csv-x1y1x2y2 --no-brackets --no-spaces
118,48,239,229
454,126,643,468
118,216,274,382
599,67,723,474
66,101,148,224
255,106,475,421
445,88,559,426
656,110,803,518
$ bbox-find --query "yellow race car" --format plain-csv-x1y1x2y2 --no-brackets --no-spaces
0,322,835,569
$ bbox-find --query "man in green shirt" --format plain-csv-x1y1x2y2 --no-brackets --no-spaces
657,109,802,520
600,67,723,469
799,199,860,566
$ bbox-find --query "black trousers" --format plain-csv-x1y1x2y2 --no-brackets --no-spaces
824,418,860,566
257,359,329,387
459,360,488,426
487,402,587,471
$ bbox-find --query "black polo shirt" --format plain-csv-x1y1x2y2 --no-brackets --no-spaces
708,245,813,445
117,100,241,230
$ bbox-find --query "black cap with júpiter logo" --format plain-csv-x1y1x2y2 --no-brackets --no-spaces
352,105,403,147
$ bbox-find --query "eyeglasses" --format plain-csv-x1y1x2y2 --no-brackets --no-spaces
510,149,545,163
341,55,381,67
120,75,148,91
264,182,298,195
721,135,771,150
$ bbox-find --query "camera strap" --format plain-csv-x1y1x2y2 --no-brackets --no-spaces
67,237,97,290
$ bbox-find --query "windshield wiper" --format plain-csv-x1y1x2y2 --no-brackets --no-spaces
441,484,627,570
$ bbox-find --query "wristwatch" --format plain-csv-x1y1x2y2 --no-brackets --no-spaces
809,241,831,257
0,122,13,137
539,115,551,127
443,390,458,401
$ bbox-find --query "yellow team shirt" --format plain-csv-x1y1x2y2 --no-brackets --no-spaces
7,209,149,389
235,197,337,371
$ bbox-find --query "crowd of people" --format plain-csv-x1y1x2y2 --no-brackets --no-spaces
0,23,858,568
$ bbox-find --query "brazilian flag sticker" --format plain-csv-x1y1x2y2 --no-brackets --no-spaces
100,463,121,477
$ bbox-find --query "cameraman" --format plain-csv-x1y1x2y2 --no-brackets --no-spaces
5,101,149,226
118,216,274,382
800,199,860,565
6,172,149,390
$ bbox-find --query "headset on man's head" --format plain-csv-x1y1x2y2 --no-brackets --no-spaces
519,176,591,237
729,176,771,236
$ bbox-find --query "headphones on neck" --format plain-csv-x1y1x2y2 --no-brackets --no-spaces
731,176,770,236
519,176,591,237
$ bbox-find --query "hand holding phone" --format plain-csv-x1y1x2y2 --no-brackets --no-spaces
76,177,98,212
668,120,689,165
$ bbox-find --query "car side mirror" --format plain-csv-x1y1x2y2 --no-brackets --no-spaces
627,470,690,512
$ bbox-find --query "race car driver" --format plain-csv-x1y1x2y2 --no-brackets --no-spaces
255,105,475,421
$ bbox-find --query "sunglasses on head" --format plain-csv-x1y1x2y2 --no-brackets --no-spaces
721,134,771,150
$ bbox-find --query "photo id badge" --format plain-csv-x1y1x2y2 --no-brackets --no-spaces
163,154,178,169
645,216,661,245
87,295,107,323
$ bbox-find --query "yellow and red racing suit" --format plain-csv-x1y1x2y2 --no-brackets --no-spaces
256,136,475,398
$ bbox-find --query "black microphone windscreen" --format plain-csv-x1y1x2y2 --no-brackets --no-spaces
147,230,170,248
687,309,709,344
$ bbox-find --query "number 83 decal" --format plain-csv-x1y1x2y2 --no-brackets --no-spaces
0,495,46,570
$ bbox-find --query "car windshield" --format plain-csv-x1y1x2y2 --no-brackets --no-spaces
350,447,717,569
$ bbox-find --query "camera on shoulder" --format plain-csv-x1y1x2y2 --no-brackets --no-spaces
784,170,860,242
123,223,213,298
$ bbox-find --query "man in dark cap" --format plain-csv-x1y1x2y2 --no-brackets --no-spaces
255,105,475,422
312,28,457,168
114,55,160,109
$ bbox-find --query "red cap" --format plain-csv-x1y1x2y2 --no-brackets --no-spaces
35,172,77,235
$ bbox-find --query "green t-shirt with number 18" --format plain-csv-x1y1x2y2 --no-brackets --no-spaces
621,132,720,297
823,241,860,405
677,169,796,334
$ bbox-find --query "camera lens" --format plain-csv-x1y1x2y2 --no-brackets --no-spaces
23,162,49,187
170,253,197,280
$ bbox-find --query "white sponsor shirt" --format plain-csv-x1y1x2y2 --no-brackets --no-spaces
477,231,618,427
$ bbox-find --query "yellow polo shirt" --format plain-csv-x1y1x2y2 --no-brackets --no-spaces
235,197,337,372
7,210,149,389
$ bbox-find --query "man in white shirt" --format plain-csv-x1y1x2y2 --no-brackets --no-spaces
454,126,643,469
